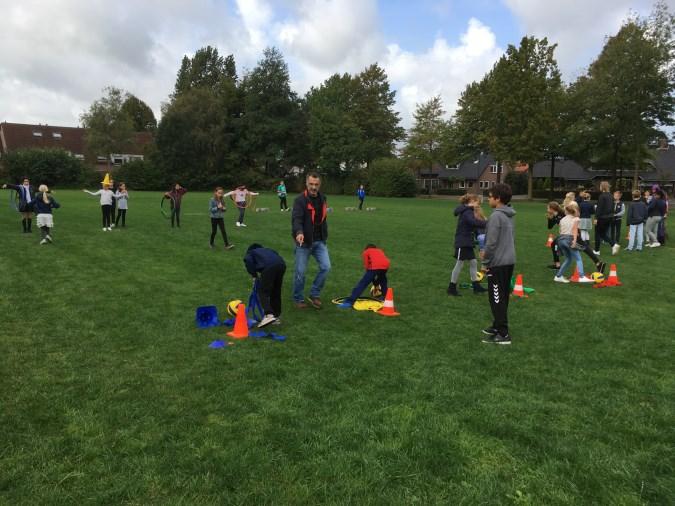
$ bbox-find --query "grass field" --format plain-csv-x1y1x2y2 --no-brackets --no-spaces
1,190,673,505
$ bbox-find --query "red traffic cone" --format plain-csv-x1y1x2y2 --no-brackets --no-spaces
227,303,249,339
545,234,554,248
512,274,528,298
570,266,580,283
377,288,400,316
605,264,622,287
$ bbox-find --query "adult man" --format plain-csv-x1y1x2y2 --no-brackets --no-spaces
292,172,331,309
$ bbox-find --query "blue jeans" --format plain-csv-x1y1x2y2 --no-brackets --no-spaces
346,270,388,304
627,223,643,250
556,235,585,278
293,241,331,302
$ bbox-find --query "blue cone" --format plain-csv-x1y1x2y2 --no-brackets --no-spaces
196,305,220,328
208,340,227,349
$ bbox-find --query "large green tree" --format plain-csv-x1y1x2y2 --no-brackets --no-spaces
240,47,307,178
121,95,157,132
403,95,447,175
352,64,404,165
566,3,675,189
173,46,237,98
80,87,135,171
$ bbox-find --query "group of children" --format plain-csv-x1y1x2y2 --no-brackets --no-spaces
83,179,129,231
546,182,669,283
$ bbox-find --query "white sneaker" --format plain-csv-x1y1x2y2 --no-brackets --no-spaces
111,224,115,228
593,250,601,256
258,314,278,328
650,242,661,248
578,276,594,283
240,223,247,227
40,239,48,245
236,222,241,227
107,227,112,231
554,276,570,283
611,244,620,255
103,227,107,232
45,234,53,243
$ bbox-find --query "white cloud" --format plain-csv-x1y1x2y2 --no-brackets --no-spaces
383,18,503,127
504,0,674,80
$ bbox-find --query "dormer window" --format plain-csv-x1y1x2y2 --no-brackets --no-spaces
32,131,43,137
52,132,62,139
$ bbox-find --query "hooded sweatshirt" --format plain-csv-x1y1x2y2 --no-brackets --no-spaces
482,205,516,268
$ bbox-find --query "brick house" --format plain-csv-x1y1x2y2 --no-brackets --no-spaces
417,153,509,193
0,122,153,172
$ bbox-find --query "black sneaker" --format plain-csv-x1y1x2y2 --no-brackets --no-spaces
483,333,511,345
482,327,499,336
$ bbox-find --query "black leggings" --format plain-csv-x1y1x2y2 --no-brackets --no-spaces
101,205,112,228
279,196,288,210
610,220,622,244
115,209,127,227
210,218,230,246
595,219,615,250
171,208,181,227
237,204,245,224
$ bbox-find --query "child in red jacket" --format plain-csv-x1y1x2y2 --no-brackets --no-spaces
338,244,390,308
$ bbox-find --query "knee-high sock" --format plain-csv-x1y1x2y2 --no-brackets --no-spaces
469,259,478,281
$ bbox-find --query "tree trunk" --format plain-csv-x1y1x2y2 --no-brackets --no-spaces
549,154,556,201
527,163,533,199
633,145,640,190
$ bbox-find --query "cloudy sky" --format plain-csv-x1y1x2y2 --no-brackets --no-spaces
0,0,670,129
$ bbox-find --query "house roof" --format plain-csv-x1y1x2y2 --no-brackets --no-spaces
446,152,495,180
532,159,609,180
0,122,152,157
645,147,675,182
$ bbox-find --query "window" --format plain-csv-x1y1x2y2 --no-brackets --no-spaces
479,180,489,189
32,131,43,137
459,181,465,189
490,164,502,174
52,132,62,140
113,157,123,165
96,156,108,163
73,154,85,160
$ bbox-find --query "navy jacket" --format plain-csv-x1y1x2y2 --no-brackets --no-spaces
648,198,667,217
627,200,648,225
292,191,328,247
453,204,487,249
244,245,285,276
579,201,594,219
32,193,60,214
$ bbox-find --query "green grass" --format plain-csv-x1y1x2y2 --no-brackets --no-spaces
1,190,673,505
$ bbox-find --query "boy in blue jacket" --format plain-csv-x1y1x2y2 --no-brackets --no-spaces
244,244,287,327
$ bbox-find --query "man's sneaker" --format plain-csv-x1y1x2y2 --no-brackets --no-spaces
294,301,308,309
596,262,606,275
258,314,278,328
337,302,353,309
554,275,570,283
45,235,53,243
593,250,601,256
483,333,512,345
224,244,235,250
611,244,620,255
578,276,594,283
482,327,499,336
240,223,247,227
40,239,48,245
308,297,322,309
236,222,241,227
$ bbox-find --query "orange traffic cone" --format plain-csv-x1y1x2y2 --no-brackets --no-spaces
605,264,622,287
570,266,580,283
378,288,400,316
227,303,249,339
512,274,528,298
545,234,554,248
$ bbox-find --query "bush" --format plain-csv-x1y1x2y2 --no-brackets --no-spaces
367,158,416,197
115,160,167,190
436,188,468,196
3,148,88,187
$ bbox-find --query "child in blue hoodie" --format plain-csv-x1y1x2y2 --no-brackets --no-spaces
244,243,286,327
448,194,487,296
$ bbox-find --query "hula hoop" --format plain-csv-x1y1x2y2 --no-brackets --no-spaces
230,192,257,209
160,195,175,219
8,190,19,212
331,296,384,312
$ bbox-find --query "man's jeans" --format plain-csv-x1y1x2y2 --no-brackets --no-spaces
293,241,331,302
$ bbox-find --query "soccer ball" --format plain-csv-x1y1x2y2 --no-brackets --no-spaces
591,272,605,284
370,284,382,298
227,299,243,316
475,271,485,282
